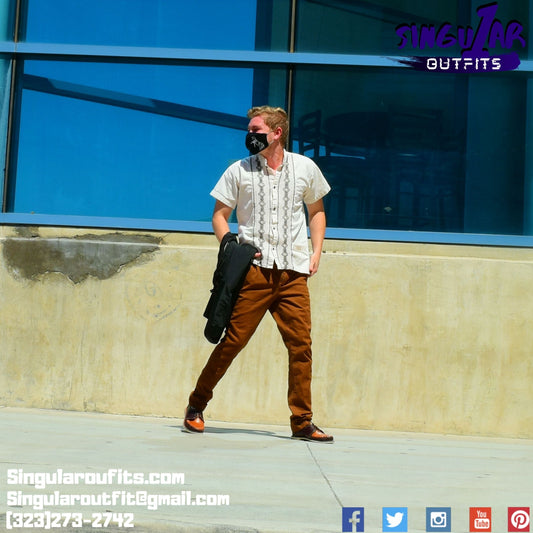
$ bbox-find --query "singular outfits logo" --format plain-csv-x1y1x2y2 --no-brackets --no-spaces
395,2,525,72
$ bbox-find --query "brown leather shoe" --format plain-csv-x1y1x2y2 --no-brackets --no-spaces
292,423,334,443
183,405,204,433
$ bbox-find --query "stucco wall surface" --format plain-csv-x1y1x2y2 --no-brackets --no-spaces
1,225,532,438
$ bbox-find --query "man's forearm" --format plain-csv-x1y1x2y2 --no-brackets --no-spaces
309,210,326,254
212,215,231,242
308,209,326,275
212,200,233,243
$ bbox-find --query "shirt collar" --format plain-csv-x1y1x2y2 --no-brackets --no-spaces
257,151,287,173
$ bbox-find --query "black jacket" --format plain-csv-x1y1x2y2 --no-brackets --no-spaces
203,232,258,344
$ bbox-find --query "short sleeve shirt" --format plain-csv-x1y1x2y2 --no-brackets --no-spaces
210,151,330,274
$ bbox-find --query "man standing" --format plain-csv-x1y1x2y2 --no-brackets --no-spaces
184,106,333,442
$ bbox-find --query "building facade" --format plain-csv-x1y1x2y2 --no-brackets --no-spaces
1,1,532,437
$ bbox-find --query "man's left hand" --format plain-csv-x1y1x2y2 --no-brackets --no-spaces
309,253,320,276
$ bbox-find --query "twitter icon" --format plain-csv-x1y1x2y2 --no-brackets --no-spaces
382,507,408,532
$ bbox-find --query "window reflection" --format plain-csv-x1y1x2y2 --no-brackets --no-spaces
0,1,14,40
293,67,526,234
13,61,286,220
22,0,290,52
5,0,532,238
297,0,461,56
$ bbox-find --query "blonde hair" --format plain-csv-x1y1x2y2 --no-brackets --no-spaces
247,106,289,147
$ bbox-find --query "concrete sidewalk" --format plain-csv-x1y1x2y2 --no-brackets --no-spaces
0,407,531,533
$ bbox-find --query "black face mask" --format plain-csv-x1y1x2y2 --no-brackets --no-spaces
245,132,269,155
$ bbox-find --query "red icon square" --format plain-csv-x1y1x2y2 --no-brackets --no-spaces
509,507,530,532
470,507,492,532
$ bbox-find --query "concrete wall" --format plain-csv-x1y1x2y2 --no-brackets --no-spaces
1,224,532,438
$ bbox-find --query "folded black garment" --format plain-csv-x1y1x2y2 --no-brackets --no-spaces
203,232,259,344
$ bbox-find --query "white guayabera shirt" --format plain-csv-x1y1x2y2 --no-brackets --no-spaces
211,151,330,275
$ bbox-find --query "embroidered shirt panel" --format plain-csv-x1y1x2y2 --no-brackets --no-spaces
210,151,330,274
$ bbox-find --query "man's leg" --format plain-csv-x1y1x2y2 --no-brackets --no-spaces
188,266,273,411
269,271,313,434
270,270,333,442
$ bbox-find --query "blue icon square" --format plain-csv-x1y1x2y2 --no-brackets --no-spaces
382,507,408,532
342,507,365,532
426,507,451,532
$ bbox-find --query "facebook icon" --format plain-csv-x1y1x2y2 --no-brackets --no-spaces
342,507,365,532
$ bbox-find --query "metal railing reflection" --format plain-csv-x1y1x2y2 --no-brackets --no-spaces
296,109,465,231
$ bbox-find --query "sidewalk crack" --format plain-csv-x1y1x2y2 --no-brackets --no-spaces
306,443,343,507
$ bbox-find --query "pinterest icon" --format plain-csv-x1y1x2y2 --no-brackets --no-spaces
509,508,530,532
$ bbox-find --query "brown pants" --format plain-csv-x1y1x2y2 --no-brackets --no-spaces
189,264,313,433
